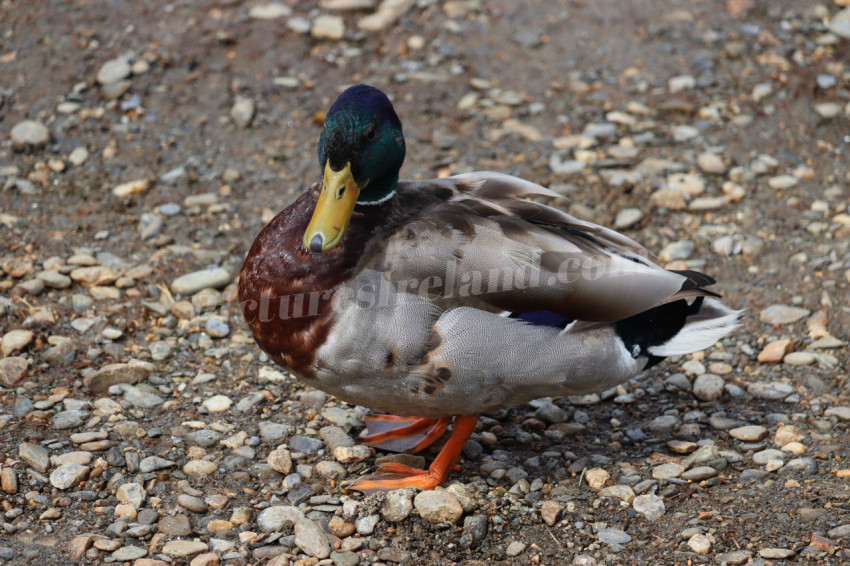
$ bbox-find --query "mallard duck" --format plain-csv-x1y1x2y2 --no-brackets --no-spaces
239,84,739,492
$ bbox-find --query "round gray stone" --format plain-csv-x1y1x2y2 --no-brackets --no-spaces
759,304,810,325
381,489,413,522
50,463,89,490
19,442,50,472
597,527,631,545
53,409,89,430
110,546,147,561
295,518,331,559
97,57,132,84
116,482,146,507
205,317,230,338
11,120,50,148
633,493,665,521
413,490,463,524
613,208,643,229
257,505,305,532
828,7,850,39
693,373,724,401
171,268,232,295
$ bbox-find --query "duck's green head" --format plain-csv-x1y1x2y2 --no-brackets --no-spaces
304,84,406,252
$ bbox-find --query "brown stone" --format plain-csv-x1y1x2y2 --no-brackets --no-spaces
0,356,28,386
84,363,150,393
757,339,792,363
540,500,561,526
66,535,101,560
328,515,355,538
1,468,18,493
190,552,220,566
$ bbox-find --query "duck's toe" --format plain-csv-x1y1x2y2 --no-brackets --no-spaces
362,415,451,453
342,470,443,494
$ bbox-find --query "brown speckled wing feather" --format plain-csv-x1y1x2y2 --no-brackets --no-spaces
372,172,712,323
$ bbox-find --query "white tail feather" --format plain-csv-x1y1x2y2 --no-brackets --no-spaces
648,299,742,357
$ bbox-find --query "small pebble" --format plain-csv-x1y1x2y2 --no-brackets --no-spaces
1,329,34,356
50,463,89,490
11,120,50,148
633,493,665,521
231,96,255,128
584,468,610,489
413,490,463,524
204,318,230,338
149,341,173,361
111,546,147,561
0,357,28,386
729,425,768,442
748,381,795,400
68,147,89,166
171,268,232,295
257,505,304,532
814,102,842,119
268,447,292,475
757,339,792,363
249,2,292,19
97,57,131,84
183,460,218,477
692,374,724,401
334,445,371,463
614,208,643,229
312,15,345,40
753,449,784,465
355,514,380,535
178,494,208,513
505,540,527,557
681,466,717,481
825,407,850,421
112,179,151,197
382,489,414,522
116,483,146,508
295,518,331,559
140,456,174,472
783,352,815,366
1,468,18,494
688,533,711,554
203,395,233,412
358,0,414,31
760,304,810,325
540,500,561,526
599,484,635,502
696,153,726,174
161,540,209,557
759,548,796,559
652,463,684,479
715,551,752,565
658,240,694,262
596,528,631,545
767,175,798,190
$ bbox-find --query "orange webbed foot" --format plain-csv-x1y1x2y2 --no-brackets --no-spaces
361,415,451,453
345,415,478,493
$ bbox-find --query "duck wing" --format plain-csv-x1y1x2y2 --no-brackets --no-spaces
376,172,715,323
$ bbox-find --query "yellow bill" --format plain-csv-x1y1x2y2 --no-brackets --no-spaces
303,161,361,252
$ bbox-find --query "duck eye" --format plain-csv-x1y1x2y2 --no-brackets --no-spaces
364,123,378,141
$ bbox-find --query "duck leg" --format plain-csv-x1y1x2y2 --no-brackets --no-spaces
345,415,478,493
361,415,451,453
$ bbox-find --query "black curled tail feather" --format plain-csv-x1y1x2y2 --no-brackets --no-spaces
614,300,690,369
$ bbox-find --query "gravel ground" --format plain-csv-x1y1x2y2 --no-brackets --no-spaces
1,0,850,564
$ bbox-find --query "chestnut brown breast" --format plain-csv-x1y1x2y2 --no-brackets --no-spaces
238,184,383,378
